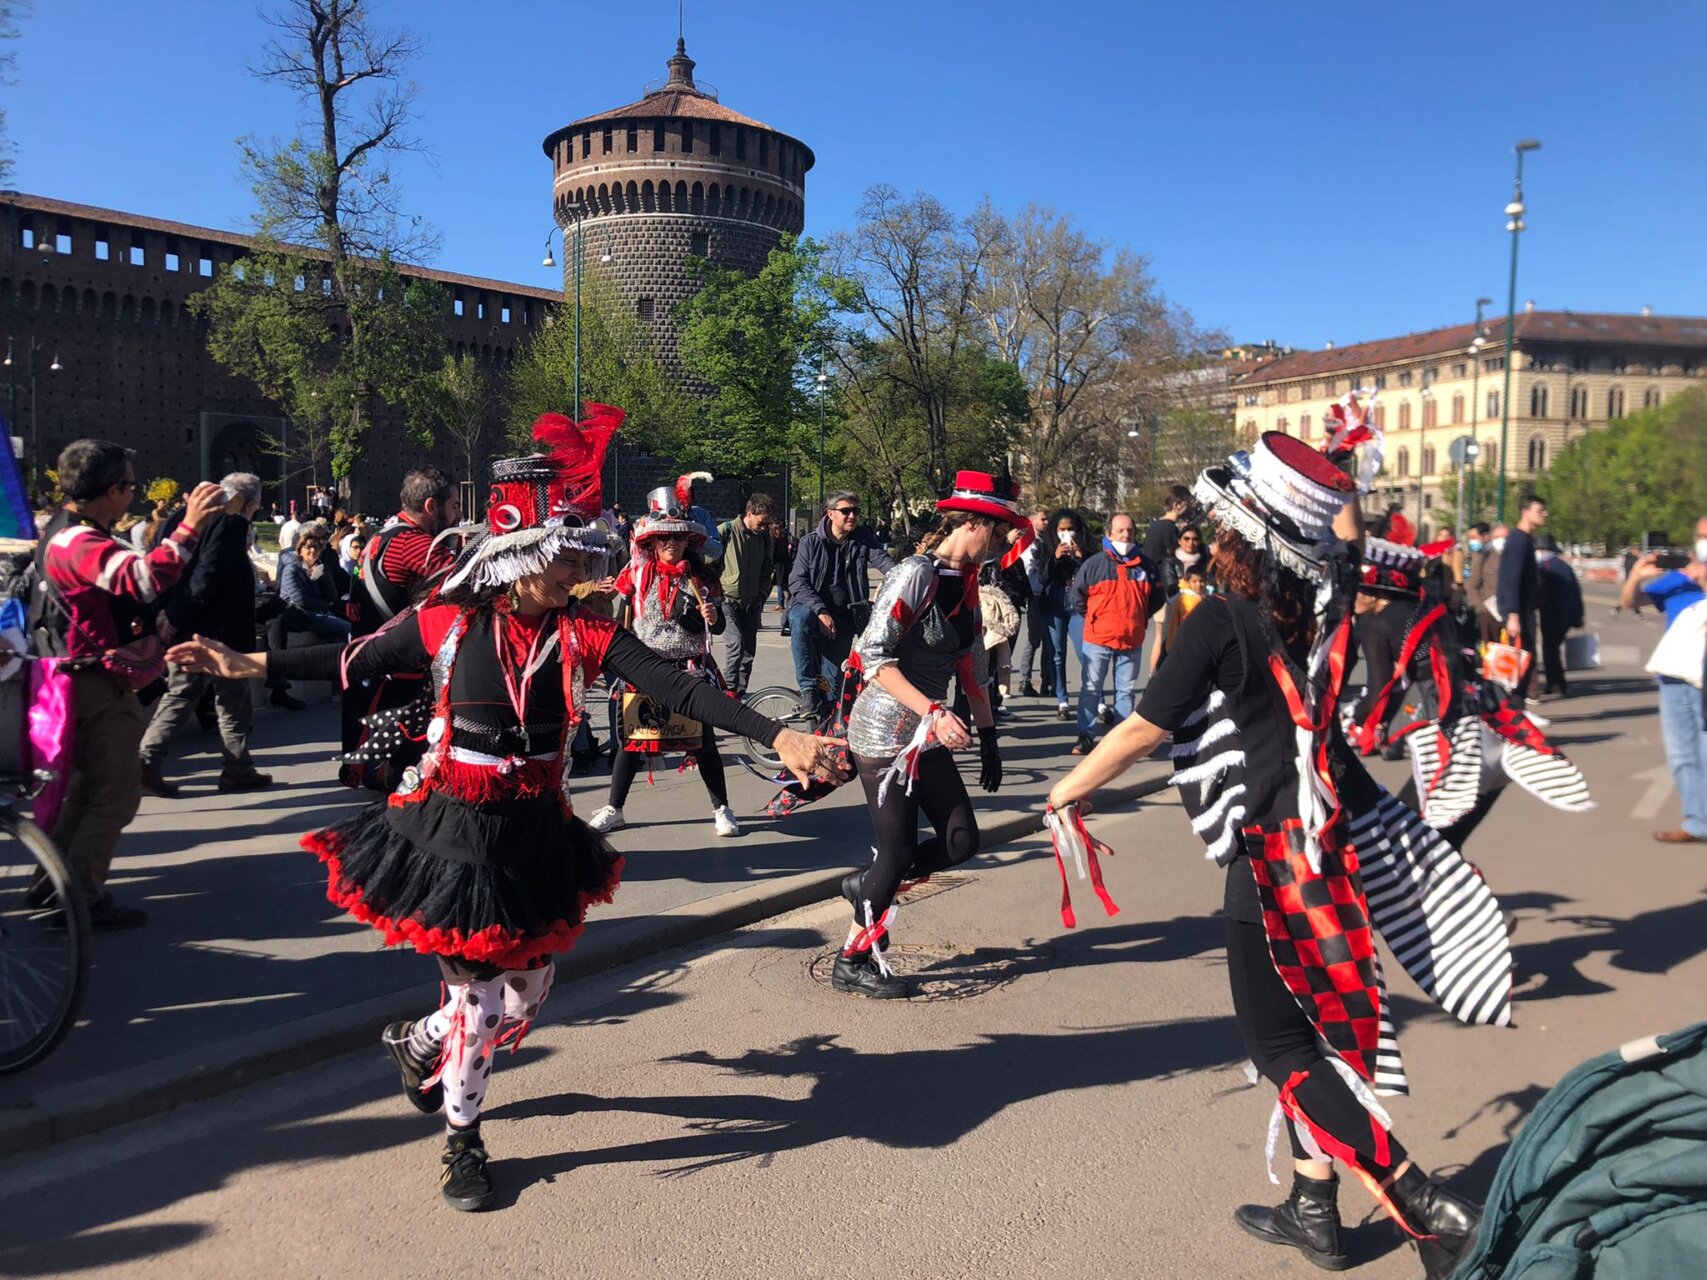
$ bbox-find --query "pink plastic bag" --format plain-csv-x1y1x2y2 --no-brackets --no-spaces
28,658,74,831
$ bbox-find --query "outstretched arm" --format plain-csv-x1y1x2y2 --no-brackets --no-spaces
1047,714,1169,809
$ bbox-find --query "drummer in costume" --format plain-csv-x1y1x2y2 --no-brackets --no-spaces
831,471,1030,999
166,407,841,1213
586,481,740,838
1347,538,1594,851
1045,421,1510,1278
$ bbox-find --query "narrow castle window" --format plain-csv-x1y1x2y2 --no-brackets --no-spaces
637,297,654,321
626,124,638,151
681,121,693,153
654,121,665,151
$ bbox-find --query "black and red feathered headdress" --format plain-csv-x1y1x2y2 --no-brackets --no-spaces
442,403,624,595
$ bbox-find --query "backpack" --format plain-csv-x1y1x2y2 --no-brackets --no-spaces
25,511,80,659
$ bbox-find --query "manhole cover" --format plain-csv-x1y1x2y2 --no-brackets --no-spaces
807,941,1050,1002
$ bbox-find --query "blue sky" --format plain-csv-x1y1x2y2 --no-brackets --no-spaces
9,0,1705,349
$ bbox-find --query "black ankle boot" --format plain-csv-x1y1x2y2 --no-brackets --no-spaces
830,950,908,999
440,1127,494,1212
839,870,888,953
1389,1167,1480,1280
1233,1171,1351,1271
382,1020,443,1115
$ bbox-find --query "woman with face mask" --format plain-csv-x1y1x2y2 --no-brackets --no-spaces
164,408,841,1213
1039,508,1088,720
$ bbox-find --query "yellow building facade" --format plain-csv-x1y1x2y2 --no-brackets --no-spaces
1230,308,1707,532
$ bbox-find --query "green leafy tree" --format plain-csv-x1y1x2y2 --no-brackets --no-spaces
192,0,446,486
1539,388,1707,548
418,352,494,485
676,236,848,484
505,276,690,453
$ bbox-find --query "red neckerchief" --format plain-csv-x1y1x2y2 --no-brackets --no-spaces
1267,616,1354,846
641,556,692,616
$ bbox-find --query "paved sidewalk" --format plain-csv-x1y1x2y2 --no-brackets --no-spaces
1,628,1164,1152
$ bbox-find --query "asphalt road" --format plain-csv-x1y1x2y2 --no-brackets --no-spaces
2,604,1700,1280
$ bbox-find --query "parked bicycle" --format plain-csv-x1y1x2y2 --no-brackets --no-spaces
0,769,89,1075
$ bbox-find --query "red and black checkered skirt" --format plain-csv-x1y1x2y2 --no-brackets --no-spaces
1243,817,1382,1084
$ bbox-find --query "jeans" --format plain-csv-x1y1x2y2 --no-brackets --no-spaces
1043,606,1072,705
723,598,765,694
140,667,255,772
51,669,147,896
1658,678,1707,838
289,610,353,643
1077,641,1138,737
789,604,852,707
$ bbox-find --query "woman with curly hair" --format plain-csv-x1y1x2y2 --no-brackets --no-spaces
1048,431,1510,1278
167,407,840,1213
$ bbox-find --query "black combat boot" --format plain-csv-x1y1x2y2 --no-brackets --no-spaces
382,1020,443,1115
1389,1166,1481,1280
1233,1171,1351,1271
831,949,909,999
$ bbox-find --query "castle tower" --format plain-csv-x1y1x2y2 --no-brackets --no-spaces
541,38,814,375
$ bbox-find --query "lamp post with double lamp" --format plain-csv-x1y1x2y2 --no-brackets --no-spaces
3,336,62,485
1496,139,1541,522
544,203,619,501
1416,387,1433,533
1466,295,1492,518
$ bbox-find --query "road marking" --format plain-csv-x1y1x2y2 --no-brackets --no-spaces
1630,765,1675,821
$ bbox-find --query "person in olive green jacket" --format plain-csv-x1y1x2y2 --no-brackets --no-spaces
716,493,777,695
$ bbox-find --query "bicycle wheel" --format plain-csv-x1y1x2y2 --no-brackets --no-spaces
0,813,90,1075
741,686,812,773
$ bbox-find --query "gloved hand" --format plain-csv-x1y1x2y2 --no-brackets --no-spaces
977,726,1002,793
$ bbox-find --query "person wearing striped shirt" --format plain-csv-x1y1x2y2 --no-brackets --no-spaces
38,440,225,929
353,468,462,633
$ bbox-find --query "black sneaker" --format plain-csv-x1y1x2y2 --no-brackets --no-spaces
1018,681,1039,698
440,1129,495,1212
270,688,307,711
140,765,181,799
382,1020,444,1115
88,893,148,930
218,769,275,793
830,950,909,999
1070,733,1097,756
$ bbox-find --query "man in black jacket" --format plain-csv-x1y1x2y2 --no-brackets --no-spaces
1536,533,1584,699
787,491,896,712
139,472,273,796
1497,493,1546,699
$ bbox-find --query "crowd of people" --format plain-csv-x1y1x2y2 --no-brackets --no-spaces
23,406,1700,1276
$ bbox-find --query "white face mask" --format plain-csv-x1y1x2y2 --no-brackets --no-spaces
1537,550,1554,563
1108,539,1133,557
1695,538,1707,563
1176,548,1202,567
1491,536,1507,553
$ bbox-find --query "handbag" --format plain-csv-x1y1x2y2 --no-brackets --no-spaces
1482,629,1532,689
1645,600,1707,688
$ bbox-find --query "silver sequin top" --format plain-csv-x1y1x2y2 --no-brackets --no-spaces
846,556,989,759
624,562,718,663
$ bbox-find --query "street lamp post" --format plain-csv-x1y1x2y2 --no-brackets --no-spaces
815,367,828,510
1496,139,1541,522
1466,296,1492,519
3,336,61,483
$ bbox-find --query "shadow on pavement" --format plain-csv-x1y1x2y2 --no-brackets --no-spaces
1509,892,1707,1001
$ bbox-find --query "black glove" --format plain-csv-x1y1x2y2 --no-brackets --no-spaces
977,726,1002,793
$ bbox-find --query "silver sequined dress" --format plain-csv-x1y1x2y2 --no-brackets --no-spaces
846,555,988,759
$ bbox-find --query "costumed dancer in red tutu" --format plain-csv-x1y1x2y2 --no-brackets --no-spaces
167,407,841,1213
829,472,1031,999
586,478,740,838
1044,420,1509,1278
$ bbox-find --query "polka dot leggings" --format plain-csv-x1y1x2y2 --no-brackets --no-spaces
415,964,554,1130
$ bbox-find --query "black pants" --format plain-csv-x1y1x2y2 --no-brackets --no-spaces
1226,916,1407,1169
608,733,729,810
1541,626,1568,694
851,748,980,925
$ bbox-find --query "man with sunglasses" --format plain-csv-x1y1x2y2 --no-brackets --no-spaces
787,491,896,715
36,439,225,928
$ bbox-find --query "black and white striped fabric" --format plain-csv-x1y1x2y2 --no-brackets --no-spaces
1501,739,1594,812
1345,790,1514,1029
1169,691,1250,866
1406,716,1485,827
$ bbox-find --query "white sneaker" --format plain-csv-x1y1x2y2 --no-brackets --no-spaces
712,805,741,837
587,805,625,834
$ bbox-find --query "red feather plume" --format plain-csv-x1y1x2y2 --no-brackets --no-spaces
532,403,623,521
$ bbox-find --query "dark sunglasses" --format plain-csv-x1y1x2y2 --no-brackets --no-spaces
832,506,860,516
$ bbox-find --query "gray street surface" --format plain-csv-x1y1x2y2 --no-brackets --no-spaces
1,594,1701,1279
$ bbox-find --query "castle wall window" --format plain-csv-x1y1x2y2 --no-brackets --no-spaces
453,297,464,317
53,233,70,254
1644,386,1662,408
129,245,145,266
708,125,721,156
199,256,213,276
1530,383,1549,417
636,296,654,321
500,306,511,325
1569,385,1588,418
1398,400,1411,430
1606,385,1625,418
654,121,666,151
95,236,110,261
1396,447,1410,478
1527,435,1547,471
165,252,180,272
1422,445,1436,475
758,134,767,165
1423,398,1437,427
581,129,591,158
735,127,747,160
681,121,694,153
602,126,612,154
690,231,708,257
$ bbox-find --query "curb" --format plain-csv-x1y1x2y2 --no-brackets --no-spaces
0,770,1172,1159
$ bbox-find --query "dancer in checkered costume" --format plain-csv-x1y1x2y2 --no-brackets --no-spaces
1048,405,1498,1279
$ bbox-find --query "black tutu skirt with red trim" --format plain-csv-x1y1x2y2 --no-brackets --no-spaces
302,788,623,969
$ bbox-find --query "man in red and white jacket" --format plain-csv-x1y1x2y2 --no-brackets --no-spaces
39,440,224,928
